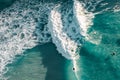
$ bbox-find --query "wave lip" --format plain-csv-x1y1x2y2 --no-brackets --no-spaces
73,0,94,37
48,0,95,65
73,0,102,45
48,5,79,60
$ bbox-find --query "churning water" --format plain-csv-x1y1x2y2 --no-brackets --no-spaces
0,0,120,80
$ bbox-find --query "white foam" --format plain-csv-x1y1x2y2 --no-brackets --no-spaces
1,0,118,79
48,0,95,60
48,5,79,60
113,5,120,12
73,0,94,36
0,0,54,79
73,0,102,45
48,1,96,75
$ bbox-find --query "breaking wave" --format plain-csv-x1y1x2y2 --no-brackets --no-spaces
0,0,120,79
0,0,54,79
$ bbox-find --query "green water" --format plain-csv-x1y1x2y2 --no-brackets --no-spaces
66,11,120,80
6,43,67,80
1,0,120,80
4,8,120,80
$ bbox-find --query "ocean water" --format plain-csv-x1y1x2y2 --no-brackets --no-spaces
5,43,67,80
0,0,120,80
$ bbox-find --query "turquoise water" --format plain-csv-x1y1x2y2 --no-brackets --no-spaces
6,43,67,80
66,11,120,80
0,0,120,80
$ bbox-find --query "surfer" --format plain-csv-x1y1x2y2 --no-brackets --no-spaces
111,52,116,56
73,67,75,71
105,52,116,61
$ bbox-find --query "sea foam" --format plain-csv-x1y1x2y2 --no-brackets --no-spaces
0,0,118,79
48,5,79,60
47,1,96,79
0,0,54,79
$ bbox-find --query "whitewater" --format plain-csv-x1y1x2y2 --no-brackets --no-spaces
0,0,120,80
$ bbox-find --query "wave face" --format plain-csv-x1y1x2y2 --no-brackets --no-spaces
0,0,120,80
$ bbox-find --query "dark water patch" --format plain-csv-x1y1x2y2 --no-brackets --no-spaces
0,0,16,11
39,43,67,80
116,39,120,47
6,43,67,80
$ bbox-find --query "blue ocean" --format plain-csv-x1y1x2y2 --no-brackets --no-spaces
0,0,120,80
